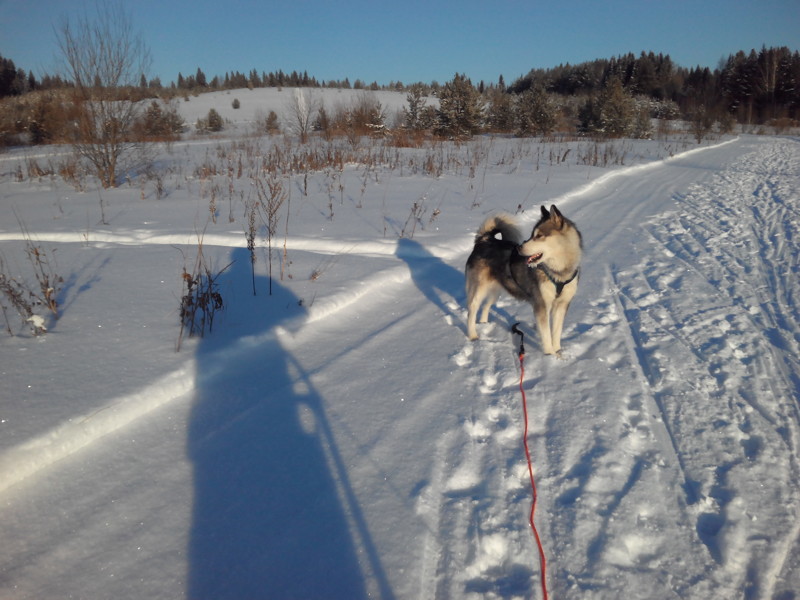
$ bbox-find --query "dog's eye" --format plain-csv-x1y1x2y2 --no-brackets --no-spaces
533,232,544,240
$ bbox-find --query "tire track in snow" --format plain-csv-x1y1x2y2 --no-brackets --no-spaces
608,137,800,597
608,265,700,503
539,286,709,597
492,137,800,598
514,139,756,597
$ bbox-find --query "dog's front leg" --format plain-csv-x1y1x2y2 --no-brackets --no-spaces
550,282,577,355
550,301,569,354
533,302,555,355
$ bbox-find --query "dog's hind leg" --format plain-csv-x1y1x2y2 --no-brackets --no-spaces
466,282,481,341
479,286,500,324
466,279,495,340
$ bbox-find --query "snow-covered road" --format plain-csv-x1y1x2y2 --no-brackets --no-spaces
1,134,798,599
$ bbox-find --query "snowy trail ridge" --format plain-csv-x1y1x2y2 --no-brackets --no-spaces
1,135,799,599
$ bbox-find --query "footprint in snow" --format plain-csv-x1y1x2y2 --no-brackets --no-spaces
479,371,498,394
453,344,474,367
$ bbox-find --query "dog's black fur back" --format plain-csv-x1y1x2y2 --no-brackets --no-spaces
467,231,538,302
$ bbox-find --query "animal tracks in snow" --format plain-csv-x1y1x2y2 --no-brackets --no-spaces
434,138,800,599
605,138,800,597
415,316,545,598
405,137,800,599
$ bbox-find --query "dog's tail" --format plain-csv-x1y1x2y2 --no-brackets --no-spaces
476,213,522,244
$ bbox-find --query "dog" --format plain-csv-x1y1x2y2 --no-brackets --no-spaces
465,205,582,355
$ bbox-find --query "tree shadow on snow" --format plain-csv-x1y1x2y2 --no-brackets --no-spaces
187,248,393,599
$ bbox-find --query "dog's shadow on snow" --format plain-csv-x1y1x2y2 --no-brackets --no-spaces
396,238,524,339
396,237,467,330
187,248,393,599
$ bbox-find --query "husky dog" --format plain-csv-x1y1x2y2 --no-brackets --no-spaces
465,205,582,355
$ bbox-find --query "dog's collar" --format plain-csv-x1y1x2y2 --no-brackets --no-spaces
537,264,579,297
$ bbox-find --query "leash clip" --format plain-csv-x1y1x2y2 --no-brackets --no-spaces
511,322,525,358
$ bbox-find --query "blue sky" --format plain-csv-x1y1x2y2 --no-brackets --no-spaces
1,0,798,86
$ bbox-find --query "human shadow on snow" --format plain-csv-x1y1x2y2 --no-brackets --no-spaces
187,248,393,599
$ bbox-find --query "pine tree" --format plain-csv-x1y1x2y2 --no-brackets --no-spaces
515,86,558,136
486,88,514,132
599,78,636,136
580,77,636,136
436,73,484,139
206,108,223,131
404,85,427,130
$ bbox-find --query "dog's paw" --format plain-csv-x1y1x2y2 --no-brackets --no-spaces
553,349,572,360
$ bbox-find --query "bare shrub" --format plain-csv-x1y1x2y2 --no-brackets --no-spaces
57,154,86,190
286,89,319,142
176,233,232,351
333,94,387,145
55,1,152,187
0,257,45,335
18,216,63,319
26,158,54,180
252,170,287,295
0,220,63,335
691,106,715,143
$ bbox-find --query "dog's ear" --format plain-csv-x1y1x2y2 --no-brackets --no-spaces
540,205,550,220
550,204,564,228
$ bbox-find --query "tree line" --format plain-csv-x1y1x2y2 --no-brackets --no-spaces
173,67,392,93
509,48,800,125
2,44,799,163
3,46,798,126
0,56,399,98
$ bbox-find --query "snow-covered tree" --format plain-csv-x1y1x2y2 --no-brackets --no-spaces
580,77,636,137
515,86,558,136
436,73,484,139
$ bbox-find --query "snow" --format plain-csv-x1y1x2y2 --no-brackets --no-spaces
1,89,799,599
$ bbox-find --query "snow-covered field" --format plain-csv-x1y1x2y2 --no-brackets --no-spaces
1,89,798,599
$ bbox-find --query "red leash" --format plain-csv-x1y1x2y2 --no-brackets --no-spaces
513,324,549,600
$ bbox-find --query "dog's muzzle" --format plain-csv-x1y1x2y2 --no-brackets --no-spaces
525,252,543,266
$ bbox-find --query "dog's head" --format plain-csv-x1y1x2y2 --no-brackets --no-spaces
517,205,578,268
